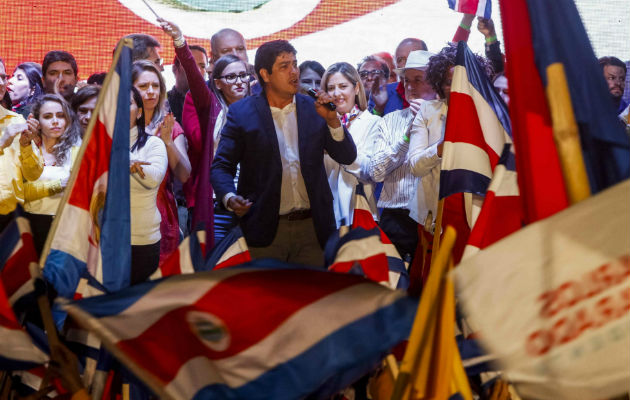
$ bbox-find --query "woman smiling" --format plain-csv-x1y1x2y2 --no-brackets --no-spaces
321,62,380,227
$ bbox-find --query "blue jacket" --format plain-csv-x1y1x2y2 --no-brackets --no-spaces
211,92,357,247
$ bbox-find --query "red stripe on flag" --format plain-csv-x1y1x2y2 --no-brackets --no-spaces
498,0,569,223
215,252,252,270
68,120,113,210
467,191,523,250
329,254,390,283
158,249,183,277
1,233,36,298
445,92,501,166
117,269,365,382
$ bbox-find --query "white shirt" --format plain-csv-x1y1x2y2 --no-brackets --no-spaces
407,99,448,225
368,107,418,209
129,126,168,245
324,110,380,227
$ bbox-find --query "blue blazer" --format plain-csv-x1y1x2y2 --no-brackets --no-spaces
211,92,357,248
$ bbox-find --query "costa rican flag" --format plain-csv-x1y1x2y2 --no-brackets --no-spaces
447,0,492,19
326,184,408,290
0,209,39,311
462,144,524,259
62,261,418,400
205,226,251,271
43,39,133,300
0,271,48,370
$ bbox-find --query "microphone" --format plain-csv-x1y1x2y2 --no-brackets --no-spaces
307,88,336,111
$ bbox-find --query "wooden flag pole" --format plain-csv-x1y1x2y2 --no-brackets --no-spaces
545,63,591,204
391,226,457,400
430,199,445,266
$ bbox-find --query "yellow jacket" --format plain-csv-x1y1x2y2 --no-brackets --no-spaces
24,146,80,203
0,107,43,215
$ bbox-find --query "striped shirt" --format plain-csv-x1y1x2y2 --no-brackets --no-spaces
368,107,419,209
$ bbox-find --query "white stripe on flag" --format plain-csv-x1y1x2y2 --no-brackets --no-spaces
334,235,384,263
442,141,493,178
0,326,48,363
218,238,248,265
487,165,520,196
51,203,96,264
451,65,510,156
164,282,406,398
100,72,120,137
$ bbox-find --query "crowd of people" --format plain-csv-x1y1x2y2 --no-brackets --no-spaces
0,11,629,399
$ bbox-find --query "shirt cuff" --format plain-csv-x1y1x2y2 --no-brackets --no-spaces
223,192,236,211
329,125,344,142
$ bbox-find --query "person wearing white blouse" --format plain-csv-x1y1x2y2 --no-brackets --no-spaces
321,62,380,227
129,87,167,284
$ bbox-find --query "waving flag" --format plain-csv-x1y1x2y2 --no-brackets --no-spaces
438,40,511,263
326,184,408,290
462,144,524,258
447,0,491,19
63,261,417,400
43,39,133,300
0,274,48,370
205,226,251,271
0,210,38,310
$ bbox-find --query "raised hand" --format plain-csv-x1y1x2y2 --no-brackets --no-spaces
313,91,341,128
130,160,151,179
371,75,389,114
157,113,175,145
158,17,183,40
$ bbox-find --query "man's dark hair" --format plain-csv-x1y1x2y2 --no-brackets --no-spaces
254,40,296,87
87,72,106,86
71,85,100,113
599,56,627,73
173,45,208,69
396,38,428,52
299,60,325,78
126,34,161,61
42,50,78,76
357,55,390,80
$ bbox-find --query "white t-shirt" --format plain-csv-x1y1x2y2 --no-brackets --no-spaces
129,126,168,245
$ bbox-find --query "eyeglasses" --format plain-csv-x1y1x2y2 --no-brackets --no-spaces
359,70,384,79
220,72,252,84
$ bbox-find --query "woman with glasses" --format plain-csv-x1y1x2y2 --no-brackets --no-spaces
322,62,380,227
7,62,44,119
159,18,252,245
132,60,191,263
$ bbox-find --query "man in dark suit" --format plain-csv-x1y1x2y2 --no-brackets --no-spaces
211,40,357,266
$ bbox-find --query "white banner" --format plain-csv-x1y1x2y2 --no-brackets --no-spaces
454,180,630,400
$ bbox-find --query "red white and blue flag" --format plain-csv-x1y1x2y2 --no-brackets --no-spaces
462,144,524,258
0,210,39,311
0,267,48,370
43,40,133,300
205,226,251,271
326,184,408,289
63,262,417,400
447,0,492,19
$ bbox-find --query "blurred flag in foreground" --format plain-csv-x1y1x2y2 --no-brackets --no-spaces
455,180,630,400
63,260,416,400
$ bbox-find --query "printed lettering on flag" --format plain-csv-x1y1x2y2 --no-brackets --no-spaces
63,263,417,400
447,0,492,19
43,40,133,300
455,180,630,400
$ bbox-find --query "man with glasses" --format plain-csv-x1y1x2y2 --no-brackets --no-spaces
358,55,389,105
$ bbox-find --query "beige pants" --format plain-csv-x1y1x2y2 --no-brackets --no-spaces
248,218,324,267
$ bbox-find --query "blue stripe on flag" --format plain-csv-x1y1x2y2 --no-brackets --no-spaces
192,295,417,400
440,169,491,199
483,0,492,19
0,219,20,270
100,44,132,291
0,355,42,372
204,226,244,270
43,250,87,300
447,0,457,10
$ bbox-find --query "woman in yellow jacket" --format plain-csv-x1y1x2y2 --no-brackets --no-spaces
23,94,81,255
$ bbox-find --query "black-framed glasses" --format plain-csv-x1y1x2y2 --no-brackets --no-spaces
359,70,384,79
220,73,252,84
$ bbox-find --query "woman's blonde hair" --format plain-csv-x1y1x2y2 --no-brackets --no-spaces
320,62,367,111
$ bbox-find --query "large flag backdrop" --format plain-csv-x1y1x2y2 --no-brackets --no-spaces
63,262,417,400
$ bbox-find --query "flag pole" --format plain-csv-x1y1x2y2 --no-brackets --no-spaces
429,199,445,266
545,63,591,204
391,225,457,400
32,37,133,363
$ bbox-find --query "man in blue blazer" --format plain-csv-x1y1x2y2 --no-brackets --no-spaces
211,40,357,266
